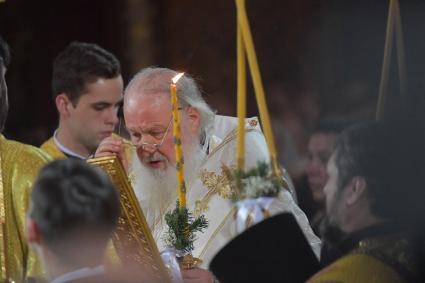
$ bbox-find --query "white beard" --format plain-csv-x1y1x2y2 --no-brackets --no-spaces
129,137,207,230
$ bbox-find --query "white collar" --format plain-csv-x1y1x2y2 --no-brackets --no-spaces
50,265,105,283
53,130,87,159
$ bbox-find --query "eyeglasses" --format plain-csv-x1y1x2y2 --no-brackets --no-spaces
122,107,183,150
131,116,173,150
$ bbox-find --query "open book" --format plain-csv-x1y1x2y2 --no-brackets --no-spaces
87,156,172,282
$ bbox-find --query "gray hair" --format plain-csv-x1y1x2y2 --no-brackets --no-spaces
125,67,215,140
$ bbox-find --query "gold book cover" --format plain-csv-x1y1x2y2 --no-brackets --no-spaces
87,156,171,282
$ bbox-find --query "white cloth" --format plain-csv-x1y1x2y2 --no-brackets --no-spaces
50,265,105,283
145,115,321,266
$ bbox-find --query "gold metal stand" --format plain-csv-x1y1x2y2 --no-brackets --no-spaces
179,254,203,269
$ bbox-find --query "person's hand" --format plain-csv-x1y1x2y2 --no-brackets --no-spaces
95,136,129,172
181,268,215,283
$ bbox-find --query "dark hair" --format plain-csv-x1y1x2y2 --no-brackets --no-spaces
0,35,10,68
333,121,425,221
30,159,120,264
52,41,121,104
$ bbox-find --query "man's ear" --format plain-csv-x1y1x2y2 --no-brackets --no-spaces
185,106,201,135
27,218,41,245
55,93,72,116
346,176,367,206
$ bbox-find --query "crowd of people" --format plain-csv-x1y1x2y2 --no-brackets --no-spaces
0,34,424,283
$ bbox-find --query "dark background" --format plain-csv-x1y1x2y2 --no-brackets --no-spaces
0,0,424,174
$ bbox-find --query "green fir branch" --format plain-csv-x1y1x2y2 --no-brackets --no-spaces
163,201,208,254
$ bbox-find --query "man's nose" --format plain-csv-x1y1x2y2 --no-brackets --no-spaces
105,108,119,125
137,145,155,159
137,134,158,153
142,144,157,154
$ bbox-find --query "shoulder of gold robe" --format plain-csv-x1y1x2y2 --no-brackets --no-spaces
39,136,66,159
306,253,406,283
1,135,51,282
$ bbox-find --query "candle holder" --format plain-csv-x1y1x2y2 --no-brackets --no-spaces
178,253,203,269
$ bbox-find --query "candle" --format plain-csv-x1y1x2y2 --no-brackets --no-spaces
236,12,247,172
235,0,280,176
171,73,186,208
376,0,406,121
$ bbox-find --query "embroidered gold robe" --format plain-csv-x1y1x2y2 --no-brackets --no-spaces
0,134,51,282
306,233,417,283
40,137,66,159
134,115,321,267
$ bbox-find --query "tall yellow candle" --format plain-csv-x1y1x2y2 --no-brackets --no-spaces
376,0,406,121
376,0,395,121
171,73,186,208
235,0,280,176
237,12,247,172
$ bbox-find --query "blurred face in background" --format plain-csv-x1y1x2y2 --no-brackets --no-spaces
305,132,337,203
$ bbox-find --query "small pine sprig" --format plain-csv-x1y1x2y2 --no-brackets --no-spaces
227,161,285,201
163,201,209,254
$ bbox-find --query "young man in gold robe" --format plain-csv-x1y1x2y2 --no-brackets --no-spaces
38,42,125,271
0,35,51,282
40,41,123,160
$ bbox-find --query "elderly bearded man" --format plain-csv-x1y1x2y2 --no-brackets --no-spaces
96,67,320,283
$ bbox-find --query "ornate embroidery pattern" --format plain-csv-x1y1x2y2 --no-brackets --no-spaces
194,165,234,217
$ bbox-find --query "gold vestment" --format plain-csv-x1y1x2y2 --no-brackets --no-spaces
0,134,51,282
307,233,417,283
40,137,66,159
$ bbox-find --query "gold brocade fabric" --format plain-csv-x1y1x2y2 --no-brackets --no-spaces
307,253,406,283
40,137,66,159
40,135,133,161
0,135,51,283
307,234,416,283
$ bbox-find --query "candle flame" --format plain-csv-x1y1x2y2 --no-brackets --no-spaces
172,72,185,84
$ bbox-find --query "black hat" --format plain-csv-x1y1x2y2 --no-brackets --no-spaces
210,213,320,283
